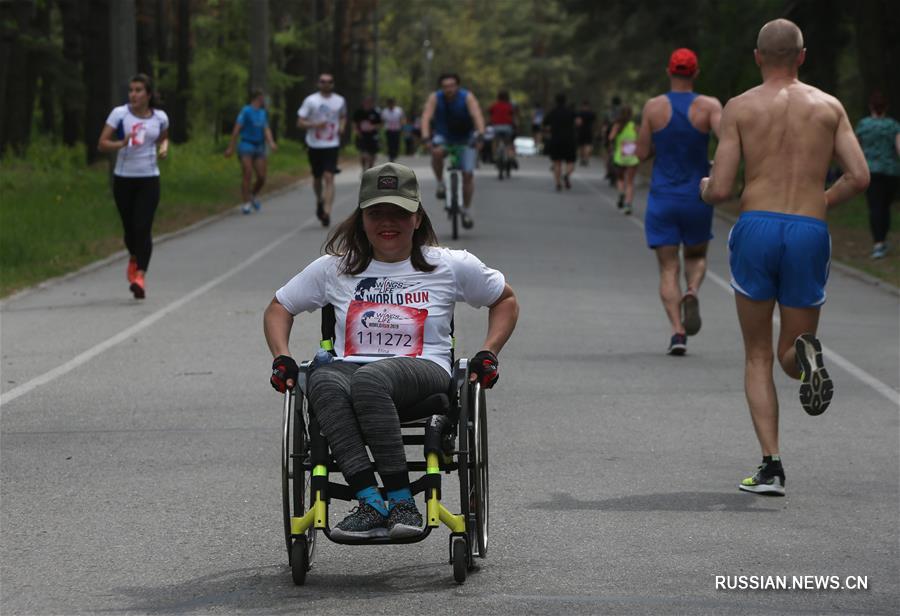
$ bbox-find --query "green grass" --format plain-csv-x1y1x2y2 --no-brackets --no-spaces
0,138,311,297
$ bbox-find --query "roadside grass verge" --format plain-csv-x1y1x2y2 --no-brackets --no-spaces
0,138,310,297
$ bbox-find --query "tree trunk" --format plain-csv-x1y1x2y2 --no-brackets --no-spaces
109,0,137,106
135,0,157,76
856,0,900,117
171,0,189,143
59,0,83,146
0,0,41,156
81,0,111,164
249,0,269,95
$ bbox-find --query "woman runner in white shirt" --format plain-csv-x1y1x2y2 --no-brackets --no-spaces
264,162,518,540
97,73,169,299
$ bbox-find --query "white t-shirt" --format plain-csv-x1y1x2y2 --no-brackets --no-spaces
105,105,169,177
381,106,404,131
298,92,346,148
275,247,506,374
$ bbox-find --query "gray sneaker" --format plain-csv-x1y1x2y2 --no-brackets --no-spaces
386,500,423,538
331,503,388,540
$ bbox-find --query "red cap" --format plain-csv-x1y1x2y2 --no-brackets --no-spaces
668,48,698,77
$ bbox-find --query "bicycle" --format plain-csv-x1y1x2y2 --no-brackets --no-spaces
442,144,466,240
494,132,512,180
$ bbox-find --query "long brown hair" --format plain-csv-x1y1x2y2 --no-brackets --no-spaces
323,206,439,275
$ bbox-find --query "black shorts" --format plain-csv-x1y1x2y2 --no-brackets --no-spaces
308,146,340,178
577,132,593,146
548,141,576,162
355,134,379,154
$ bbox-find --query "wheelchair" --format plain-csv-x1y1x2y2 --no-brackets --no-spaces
281,306,490,585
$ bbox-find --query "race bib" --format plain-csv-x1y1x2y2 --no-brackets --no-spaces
344,300,427,358
621,140,637,156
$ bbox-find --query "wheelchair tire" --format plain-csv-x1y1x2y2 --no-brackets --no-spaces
459,382,489,560
291,537,309,586
452,537,467,584
282,390,316,566
471,384,489,558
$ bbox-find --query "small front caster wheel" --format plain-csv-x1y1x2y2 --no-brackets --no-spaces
291,537,309,586
452,538,468,584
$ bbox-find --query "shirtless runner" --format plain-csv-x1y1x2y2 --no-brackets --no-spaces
700,19,869,495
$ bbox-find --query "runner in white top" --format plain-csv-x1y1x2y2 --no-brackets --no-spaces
264,162,518,540
381,98,406,161
297,72,347,226
97,73,169,299
104,104,169,177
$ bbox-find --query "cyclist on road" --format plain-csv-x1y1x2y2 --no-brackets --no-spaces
264,162,518,540
224,89,278,215
489,90,517,170
297,72,347,227
700,19,869,495
636,48,722,356
420,73,486,229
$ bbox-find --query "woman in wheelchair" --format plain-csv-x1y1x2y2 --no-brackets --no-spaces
263,162,518,541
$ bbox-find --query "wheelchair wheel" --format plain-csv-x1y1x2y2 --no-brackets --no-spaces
282,389,316,567
459,382,489,560
452,537,468,584
291,537,309,586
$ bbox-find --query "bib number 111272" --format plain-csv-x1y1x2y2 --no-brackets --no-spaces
344,300,427,358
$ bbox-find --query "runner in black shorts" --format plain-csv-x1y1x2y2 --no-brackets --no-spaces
297,72,347,226
353,96,382,171
543,93,577,190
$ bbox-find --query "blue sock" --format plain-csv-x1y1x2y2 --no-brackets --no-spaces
386,487,414,509
355,486,388,517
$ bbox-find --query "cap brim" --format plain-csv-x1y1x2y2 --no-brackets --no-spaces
359,195,420,212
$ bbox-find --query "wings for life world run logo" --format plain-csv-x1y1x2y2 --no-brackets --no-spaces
353,277,429,305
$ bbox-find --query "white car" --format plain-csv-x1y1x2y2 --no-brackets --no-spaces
514,136,538,157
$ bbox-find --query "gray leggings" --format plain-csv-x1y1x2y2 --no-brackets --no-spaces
306,357,450,493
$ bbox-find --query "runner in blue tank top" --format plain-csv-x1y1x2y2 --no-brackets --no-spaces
636,48,723,355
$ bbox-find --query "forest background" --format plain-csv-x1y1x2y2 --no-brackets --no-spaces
1,0,898,294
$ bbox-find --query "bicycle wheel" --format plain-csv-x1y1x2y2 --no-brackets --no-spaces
449,172,460,240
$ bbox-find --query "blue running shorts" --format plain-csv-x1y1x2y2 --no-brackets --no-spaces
645,193,714,248
728,210,831,307
238,141,267,159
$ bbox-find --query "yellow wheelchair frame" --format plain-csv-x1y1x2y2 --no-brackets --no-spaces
281,354,489,585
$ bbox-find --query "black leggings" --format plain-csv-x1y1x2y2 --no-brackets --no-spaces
306,357,450,494
113,176,160,271
866,173,898,244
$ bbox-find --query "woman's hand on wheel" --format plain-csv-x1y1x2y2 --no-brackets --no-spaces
271,355,299,392
469,350,499,388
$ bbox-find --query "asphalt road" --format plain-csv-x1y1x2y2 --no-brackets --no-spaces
2,155,898,615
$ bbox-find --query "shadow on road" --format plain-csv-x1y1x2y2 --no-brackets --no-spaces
113,561,467,614
528,491,783,513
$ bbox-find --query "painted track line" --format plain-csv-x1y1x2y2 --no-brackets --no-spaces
579,176,900,407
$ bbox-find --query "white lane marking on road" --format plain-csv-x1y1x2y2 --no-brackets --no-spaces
579,177,900,406
1,208,335,408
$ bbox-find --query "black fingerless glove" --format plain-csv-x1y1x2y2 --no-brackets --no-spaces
469,350,499,389
271,355,299,393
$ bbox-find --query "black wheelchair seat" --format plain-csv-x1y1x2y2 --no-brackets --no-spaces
399,392,450,423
